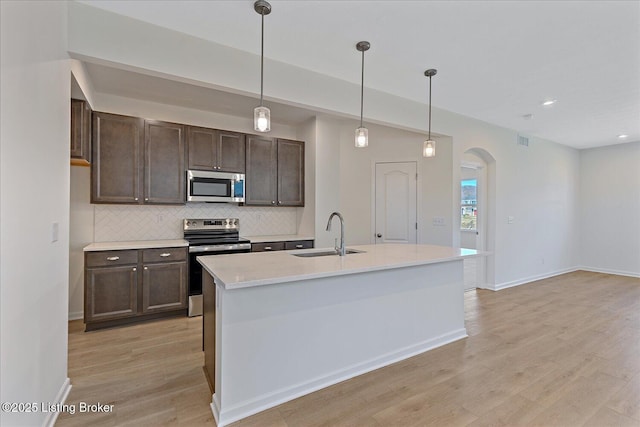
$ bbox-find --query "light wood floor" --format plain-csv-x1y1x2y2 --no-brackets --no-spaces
57,271,640,427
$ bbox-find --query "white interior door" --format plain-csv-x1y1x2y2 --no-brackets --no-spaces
374,162,417,244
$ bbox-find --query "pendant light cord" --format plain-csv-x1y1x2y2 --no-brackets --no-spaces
428,75,432,140
260,10,265,107
360,49,365,128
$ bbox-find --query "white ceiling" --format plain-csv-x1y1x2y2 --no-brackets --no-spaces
78,0,640,149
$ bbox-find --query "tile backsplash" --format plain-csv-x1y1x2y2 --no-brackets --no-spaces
94,204,298,242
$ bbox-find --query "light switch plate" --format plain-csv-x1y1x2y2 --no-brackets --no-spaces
51,222,59,242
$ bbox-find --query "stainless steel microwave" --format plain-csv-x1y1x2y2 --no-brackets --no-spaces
186,170,245,203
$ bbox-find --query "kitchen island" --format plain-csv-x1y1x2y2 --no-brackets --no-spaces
199,243,482,426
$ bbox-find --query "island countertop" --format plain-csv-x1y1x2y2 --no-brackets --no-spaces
198,243,482,290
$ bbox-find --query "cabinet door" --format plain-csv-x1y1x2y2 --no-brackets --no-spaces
277,139,305,206
245,135,277,206
187,126,217,171
145,120,185,204
71,99,91,163
217,131,245,173
85,265,138,322
142,262,187,313
92,112,144,203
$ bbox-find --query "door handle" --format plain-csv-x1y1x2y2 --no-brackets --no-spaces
376,233,382,238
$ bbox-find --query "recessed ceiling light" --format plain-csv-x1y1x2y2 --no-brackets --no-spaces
617,134,628,139
542,100,557,106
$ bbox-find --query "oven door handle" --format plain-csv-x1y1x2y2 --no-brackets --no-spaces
189,243,251,253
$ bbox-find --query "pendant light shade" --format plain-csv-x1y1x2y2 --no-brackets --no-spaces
355,127,368,148
423,139,435,157
254,106,270,132
254,0,271,133
355,41,370,148
423,68,437,158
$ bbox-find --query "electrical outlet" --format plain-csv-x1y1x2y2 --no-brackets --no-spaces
432,217,445,226
507,216,515,224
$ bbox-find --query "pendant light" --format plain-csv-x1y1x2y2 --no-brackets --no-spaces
423,69,437,157
355,41,370,148
254,0,271,133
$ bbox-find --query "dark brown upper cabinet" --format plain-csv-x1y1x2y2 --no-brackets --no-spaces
145,120,185,204
277,139,305,207
91,113,185,205
245,135,278,206
71,99,92,165
187,126,245,173
245,136,304,207
91,112,144,204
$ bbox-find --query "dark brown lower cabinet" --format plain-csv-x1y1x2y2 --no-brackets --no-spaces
251,239,314,253
84,247,187,331
85,264,138,322
203,271,216,393
142,262,187,314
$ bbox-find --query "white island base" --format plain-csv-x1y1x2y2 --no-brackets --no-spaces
201,245,472,426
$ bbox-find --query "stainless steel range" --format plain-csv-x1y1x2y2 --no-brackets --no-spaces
183,218,251,316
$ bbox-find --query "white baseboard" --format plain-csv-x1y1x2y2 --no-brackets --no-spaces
43,378,71,427
68,311,83,321
577,266,640,278
212,328,468,427
491,267,579,291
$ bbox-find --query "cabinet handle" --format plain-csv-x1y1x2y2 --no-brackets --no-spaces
106,256,120,261
278,201,282,205
264,246,272,251
133,267,137,271
145,197,149,201
134,197,139,201
160,253,171,257
295,244,303,249
271,201,275,205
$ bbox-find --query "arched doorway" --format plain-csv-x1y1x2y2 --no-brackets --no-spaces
461,148,496,289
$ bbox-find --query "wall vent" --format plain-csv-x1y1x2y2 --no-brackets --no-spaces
517,134,530,147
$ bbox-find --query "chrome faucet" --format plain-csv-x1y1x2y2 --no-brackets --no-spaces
326,212,346,256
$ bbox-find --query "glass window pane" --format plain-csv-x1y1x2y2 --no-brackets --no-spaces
461,179,477,230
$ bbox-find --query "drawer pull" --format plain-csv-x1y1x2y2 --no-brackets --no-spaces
295,244,303,249
264,246,272,250
106,256,120,261
160,253,171,257
133,267,137,272
144,266,148,270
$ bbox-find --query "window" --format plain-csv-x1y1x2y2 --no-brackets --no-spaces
461,179,477,230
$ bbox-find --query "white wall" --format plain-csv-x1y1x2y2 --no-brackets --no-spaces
335,120,453,247
1,2,71,426
580,142,640,276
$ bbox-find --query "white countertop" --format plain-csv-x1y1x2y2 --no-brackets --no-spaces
242,234,315,243
198,243,484,290
84,239,188,251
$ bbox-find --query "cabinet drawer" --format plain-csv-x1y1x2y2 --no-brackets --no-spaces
86,250,138,268
143,247,187,263
284,240,314,250
251,242,285,252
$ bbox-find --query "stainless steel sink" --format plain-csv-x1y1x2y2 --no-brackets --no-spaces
292,249,365,258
